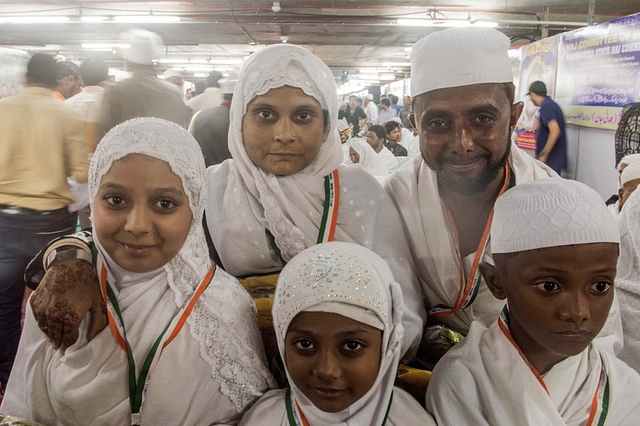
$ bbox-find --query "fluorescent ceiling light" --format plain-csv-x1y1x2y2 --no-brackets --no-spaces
80,16,107,23
359,69,378,74
357,74,383,80
82,43,129,49
397,19,470,27
190,59,209,64
379,74,396,80
208,59,243,65
158,59,190,64
382,62,410,67
403,47,413,52
0,16,70,24
473,20,499,28
114,15,180,23
193,73,208,77
183,67,214,72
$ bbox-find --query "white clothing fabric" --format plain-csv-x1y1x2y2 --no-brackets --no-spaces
1,118,274,425
491,178,620,254
64,85,105,213
410,27,513,97
616,189,640,372
364,101,378,128
426,312,640,425
188,87,223,112
205,44,425,358
120,30,161,65
240,387,434,426
608,200,621,218
377,146,400,174
239,242,435,426
617,153,640,170
406,134,420,158
621,162,640,185
384,144,556,334
348,139,389,178
398,127,413,149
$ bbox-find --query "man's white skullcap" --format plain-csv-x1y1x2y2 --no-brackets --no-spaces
220,70,238,95
390,117,402,124
162,69,182,79
365,93,374,101
120,30,162,65
410,27,513,97
617,153,640,171
621,162,640,185
491,178,619,254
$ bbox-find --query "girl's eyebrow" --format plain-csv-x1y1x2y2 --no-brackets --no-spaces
287,327,374,338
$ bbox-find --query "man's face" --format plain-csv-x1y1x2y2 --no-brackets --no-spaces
349,97,357,108
380,103,388,111
366,131,382,150
620,178,640,207
412,83,522,196
403,96,411,109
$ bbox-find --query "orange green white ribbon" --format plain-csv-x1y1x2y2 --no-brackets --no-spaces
429,164,510,319
498,306,609,425
97,257,215,425
317,169,340,244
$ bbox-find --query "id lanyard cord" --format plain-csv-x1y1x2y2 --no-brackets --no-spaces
98,260,215,425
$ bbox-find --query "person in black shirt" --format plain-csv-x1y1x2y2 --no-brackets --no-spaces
339,95,368,136
384,120,408,157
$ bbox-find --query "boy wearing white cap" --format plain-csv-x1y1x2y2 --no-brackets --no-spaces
426,178,640,425
385,26,557,336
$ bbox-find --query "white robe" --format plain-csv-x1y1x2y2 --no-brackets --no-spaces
426,313,640,426
384,143,557,334
207,163,426,360
1,268,273,426
377,146,400,174
239,387,436,426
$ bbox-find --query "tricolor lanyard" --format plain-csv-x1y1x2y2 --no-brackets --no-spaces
285,389,393,426
97,258,215,425
498,306,610,425
316,169,341,244
429,164,510,319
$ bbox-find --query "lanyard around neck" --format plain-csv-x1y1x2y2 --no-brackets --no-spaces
429,164,510,319
498,306,610,425
317,169,340,244
285,389,393,426
97,259,215,425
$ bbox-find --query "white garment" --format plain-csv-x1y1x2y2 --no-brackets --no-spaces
1,118,275,425
608,200,620,218
348,139,389,178
205,44,425,358
384,144,557,334
616,189,640,372
187,87,223,112
377,146,400,174
398,127,412,149
426,312,640,425
240,242,436,426
406,134,421,158
363,101,378,128
64,86,105,213
240,387,434,426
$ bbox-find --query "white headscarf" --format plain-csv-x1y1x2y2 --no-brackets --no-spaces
347,139,389,178
225,44,344,262
273,242,404,425
89,117,273,412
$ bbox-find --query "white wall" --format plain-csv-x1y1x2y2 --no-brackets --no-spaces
567,124,619,201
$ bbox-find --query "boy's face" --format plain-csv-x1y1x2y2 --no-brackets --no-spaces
481,243,617,374
284,311,382,413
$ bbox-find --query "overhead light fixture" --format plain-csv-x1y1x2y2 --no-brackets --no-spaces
359,69,379,74
357,74,383,80
82,43,130,49
183,67,214,72
397,18,498,28
158,58,190,64
190,59,209,64
379,74,396,80
208,59,243,65
193,73,209,77
0,16,70,24
382,62,411,67
403,47,413,52
114,15,180,23
80,16,108,23
473,20,499,28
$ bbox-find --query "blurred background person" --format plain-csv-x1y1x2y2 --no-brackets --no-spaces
187,70,223,113
53,60,81,101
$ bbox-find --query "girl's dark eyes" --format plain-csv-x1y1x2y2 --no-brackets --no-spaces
105,195,124,206
591,281,612,293
342,341,365,352
293,339,315,350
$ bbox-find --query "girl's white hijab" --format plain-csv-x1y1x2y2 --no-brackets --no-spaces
89,117,210,296
228,44,344,262
273,242,404,425
347,139,389,178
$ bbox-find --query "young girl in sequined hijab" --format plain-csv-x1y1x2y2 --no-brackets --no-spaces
240,242,435,426
1,118,274,425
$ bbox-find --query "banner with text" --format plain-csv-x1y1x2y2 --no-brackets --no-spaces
0,47,29,99
556,13,640,130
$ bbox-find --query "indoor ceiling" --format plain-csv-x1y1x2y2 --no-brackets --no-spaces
0,1,638,87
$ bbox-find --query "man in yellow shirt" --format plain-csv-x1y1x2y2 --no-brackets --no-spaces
0,53,88,392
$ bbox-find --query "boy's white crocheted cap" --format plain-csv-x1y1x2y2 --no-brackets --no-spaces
410,26,513,97
491,178,620,254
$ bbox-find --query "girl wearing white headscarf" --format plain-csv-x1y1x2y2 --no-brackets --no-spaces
347,139,389,179
206,44,425,358
239,242,436,426
1,118,274,425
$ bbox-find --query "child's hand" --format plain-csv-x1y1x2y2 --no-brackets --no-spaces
29,259,106,353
